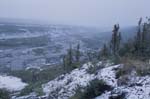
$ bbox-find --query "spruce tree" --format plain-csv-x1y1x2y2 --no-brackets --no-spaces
110,24,121,55
134,18,142,56
63,55,66,72
68,44,73,68
75,43,80,62
117,32,122,51
141,23,147,54
100,44,109,59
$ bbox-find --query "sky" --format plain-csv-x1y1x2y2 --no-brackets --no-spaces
0,0,150,27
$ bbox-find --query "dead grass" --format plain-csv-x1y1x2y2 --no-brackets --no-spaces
116,57,150,85
122,57,150,75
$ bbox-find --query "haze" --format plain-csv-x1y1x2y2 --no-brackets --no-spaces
0,0,150,27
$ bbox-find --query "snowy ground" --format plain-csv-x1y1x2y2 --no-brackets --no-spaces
96,75,150,99
43,61,150,99
13,61,150,99
42,62,119,99
96,67,150,99
0,75,27,92
42,63,96,99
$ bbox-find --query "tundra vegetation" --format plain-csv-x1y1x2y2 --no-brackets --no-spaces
1,17,150,99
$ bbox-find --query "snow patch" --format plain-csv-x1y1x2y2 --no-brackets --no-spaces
97,64,121,87
25,66,43,71
0,75,27,92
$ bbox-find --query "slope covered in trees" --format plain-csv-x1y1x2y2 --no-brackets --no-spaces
98,17,150,62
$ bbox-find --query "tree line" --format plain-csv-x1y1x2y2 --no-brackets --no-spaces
100,17,150,61
62,17,150,72
62,43,81,73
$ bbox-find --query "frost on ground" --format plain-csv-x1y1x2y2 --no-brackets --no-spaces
42,62,119,99
0,75,27,92
42,62,96,99
96,68,150,99
43,61,150,99
14,61,150,99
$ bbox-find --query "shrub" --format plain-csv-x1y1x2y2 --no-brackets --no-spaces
70,88,83,99
110,55,121,65
20,84,34,96
70,79,112,99
118,57,150,77
20,82,44,96
116,57,150,86
116,57,137,79
0,89,10,99
117,75,130,86
86,64,103,74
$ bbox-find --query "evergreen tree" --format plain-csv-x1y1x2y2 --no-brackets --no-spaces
75,43,80,62
136,18,142,55
68,44,73,66
117,32,122,51
133,18,147,56
110,24,121,55
121,17,150,58
62,43,82,72
62,55,66,72
100,44,109,59
141,23,147,54
138,17,142,26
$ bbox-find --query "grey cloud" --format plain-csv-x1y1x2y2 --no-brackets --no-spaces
0,0,149,27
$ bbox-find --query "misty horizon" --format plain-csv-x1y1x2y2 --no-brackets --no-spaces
0,0,150,28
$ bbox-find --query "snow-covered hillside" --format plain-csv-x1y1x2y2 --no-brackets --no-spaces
13,61,150,99
43,63,96,99
42,61,150,99
0,75,27,92
96,72,150,99
42,61,119,99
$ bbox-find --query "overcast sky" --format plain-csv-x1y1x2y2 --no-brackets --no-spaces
0,0,150,27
